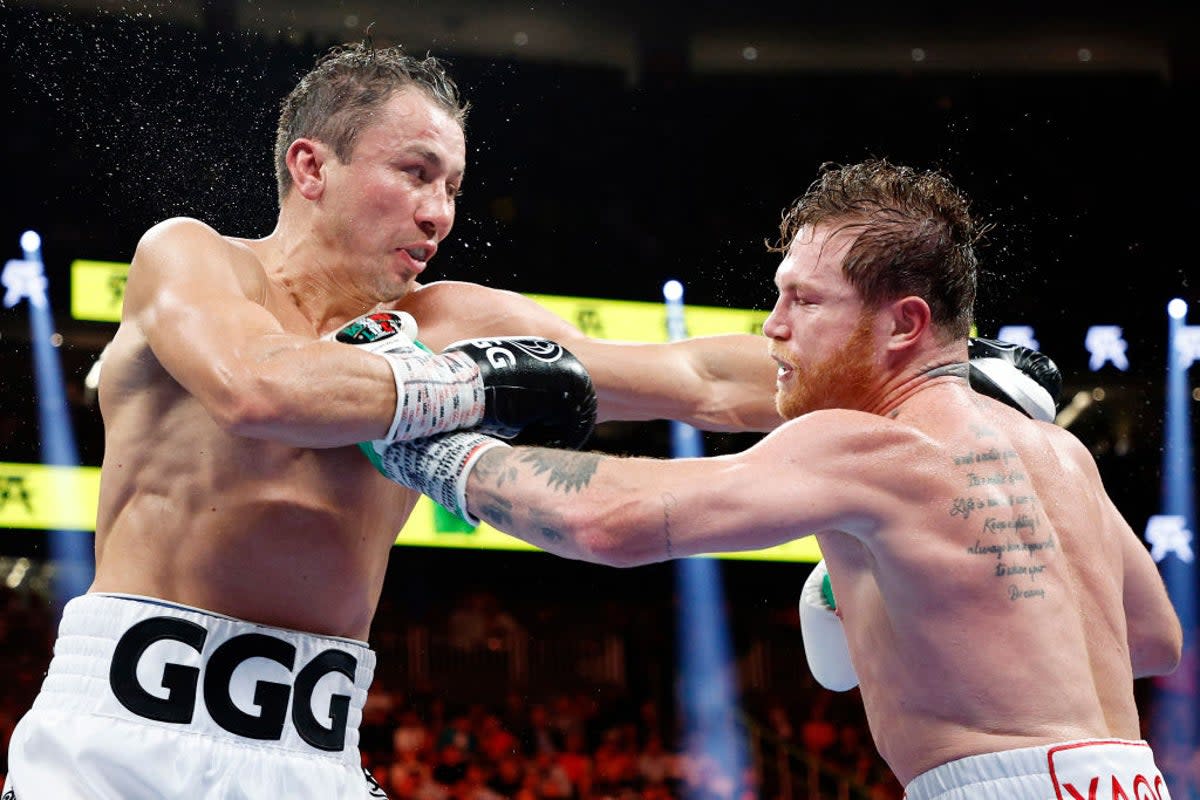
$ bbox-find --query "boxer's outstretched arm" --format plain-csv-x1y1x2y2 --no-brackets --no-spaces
125,218,400,447
569,335,782,432
1056,436,1181,678
401,281,782,432
1111,496,1183,677
457,411,894,565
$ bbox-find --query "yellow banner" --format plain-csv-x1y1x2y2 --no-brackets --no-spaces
68,263,769,340
525,293,768,342
0,462,102,531
70,260,130,322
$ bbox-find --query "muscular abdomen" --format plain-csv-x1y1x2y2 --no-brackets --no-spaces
92,333,416,639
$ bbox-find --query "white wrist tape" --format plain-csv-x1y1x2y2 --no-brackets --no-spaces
799,559,859,691
379,432,510,524
377,349,486,442
322,310,487,445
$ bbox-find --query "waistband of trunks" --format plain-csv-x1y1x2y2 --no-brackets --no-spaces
33,592,376,764
904,739,1164,800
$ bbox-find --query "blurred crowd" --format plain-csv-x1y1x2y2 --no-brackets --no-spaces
351,686,902,800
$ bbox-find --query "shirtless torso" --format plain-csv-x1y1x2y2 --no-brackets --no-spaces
442,216,1181,785
10,46,783,798
810,386,1150,782
92,232,418,640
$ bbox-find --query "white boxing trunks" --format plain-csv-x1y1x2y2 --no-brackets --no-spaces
3,593,386,799
904,738,1172,800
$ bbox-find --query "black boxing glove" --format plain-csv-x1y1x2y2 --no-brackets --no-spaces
442,337,597,449
967,337,1063,422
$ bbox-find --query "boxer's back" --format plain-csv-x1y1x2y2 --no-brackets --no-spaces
90,235,418,640
817,383,1140,783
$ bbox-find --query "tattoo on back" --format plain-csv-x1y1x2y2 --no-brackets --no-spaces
518,449,601,493
946,433,1055,602
968,422,997,439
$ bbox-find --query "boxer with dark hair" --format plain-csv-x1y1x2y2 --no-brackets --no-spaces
2,43,769,799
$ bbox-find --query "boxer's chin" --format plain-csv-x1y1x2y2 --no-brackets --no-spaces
776,318,879,420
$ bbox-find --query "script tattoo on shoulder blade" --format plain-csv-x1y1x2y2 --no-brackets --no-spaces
968,422,997,439
519,449,601,493
948,446,1053,602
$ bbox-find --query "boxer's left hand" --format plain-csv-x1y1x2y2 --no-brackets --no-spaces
378,431,510,523
967,338,1062,422
800,560,859,691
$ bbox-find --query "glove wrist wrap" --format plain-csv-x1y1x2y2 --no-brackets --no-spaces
378,349,486,442
379,432,510,524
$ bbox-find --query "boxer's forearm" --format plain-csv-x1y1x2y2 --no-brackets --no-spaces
464,442,804,566
672,334,783,431
467,446,616,563
571,334,782,432
465,446,678,567
201,337,400,447
128,219,400,448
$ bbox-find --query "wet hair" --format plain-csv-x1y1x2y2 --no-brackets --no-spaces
274,41,469,202
771,158,981,338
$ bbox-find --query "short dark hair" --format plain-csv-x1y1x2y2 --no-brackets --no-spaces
772,159,981,338
274,42,469,202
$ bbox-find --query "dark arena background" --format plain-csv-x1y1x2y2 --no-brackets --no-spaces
1,1,1199,797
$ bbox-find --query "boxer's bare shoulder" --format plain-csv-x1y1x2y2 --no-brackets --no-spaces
125,217,270,322
395,280,580,349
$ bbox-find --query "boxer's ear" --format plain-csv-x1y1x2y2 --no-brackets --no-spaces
286,138,329,201
884,296,931,354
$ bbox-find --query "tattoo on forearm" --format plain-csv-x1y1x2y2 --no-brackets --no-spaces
535,524,565,544
526,506,569,545
477,493,514,528
477,485,569,547
518,449,601,493
661,492,678,558
472,448,597,551
474,449,520,487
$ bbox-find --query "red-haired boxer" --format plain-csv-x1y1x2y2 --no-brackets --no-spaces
378,160,1181,800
